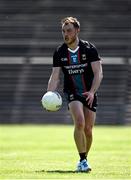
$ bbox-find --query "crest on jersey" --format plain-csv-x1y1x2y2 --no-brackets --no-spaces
82,54,86,60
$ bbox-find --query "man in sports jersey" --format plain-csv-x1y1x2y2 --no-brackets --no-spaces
47,17,103,172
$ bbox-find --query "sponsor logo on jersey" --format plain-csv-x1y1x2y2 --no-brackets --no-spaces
68,69,84,75
64,63,88,69
64,63,88,75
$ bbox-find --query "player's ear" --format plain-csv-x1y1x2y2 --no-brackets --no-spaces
77,28,80,33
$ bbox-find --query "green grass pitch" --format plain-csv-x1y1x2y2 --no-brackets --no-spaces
0,125,131,179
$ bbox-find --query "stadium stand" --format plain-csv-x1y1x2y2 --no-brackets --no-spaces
0,0,131,124
0,0,130,57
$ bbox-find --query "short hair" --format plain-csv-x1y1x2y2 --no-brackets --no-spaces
61,17,80,29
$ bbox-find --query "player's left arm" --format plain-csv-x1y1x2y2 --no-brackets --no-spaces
83,60,103,107
90,60,103,93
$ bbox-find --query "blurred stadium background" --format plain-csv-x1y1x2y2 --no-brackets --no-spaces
0,0,131,125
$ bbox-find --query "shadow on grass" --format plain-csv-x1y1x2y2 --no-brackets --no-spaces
35,169,90,174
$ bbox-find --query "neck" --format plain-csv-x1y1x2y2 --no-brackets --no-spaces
68,37,79,50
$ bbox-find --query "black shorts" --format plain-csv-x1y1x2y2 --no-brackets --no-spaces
64,93,98,112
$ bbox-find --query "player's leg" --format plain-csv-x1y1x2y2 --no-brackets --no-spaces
69,101,86,154
83,107,96,157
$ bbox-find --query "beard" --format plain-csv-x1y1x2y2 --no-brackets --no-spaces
64,35,77,46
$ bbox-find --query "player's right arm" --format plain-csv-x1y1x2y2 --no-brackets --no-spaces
47,67,61,91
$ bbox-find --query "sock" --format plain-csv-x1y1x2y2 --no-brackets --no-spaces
79,152,86,162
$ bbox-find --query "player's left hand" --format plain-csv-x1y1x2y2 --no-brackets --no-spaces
82,91,94,108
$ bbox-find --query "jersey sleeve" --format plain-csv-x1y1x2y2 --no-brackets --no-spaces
88,44,101,62
53,49,61,67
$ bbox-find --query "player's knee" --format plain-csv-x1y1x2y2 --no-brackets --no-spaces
75,118,85,130
84,126,93,138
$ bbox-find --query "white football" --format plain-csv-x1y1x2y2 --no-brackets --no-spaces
41,91,62,112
